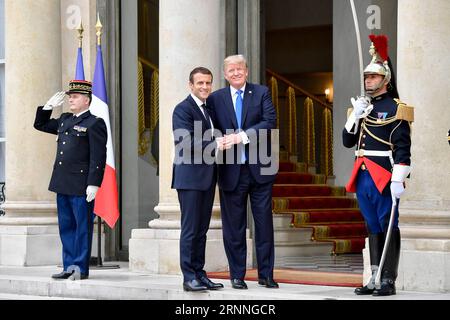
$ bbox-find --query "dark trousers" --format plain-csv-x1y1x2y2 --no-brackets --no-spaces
177,187,215,282
220,164,275,280
56,194,94,276
356,170,399,233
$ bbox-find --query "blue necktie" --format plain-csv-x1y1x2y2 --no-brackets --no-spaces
235,90,246,163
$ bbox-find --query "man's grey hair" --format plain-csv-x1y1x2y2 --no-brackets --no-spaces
223,54,247,71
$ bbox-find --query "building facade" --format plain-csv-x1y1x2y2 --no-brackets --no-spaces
0,0,449,293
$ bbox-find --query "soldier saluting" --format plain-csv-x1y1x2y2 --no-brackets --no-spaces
343,35,414,296
34,80,107,280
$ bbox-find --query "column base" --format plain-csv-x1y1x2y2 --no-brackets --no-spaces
397,208,450,292
0,225,61,266
0,201,106,266
397,239,450,293
129,228,253,275
0,201,61,266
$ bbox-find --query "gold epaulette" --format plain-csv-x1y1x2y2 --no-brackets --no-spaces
394,99,414,122
347,107,353,119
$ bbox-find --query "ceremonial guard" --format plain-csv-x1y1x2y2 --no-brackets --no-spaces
34,80,107,280
343,35,414,296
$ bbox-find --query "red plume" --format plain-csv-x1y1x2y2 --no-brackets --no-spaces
369,34,389,61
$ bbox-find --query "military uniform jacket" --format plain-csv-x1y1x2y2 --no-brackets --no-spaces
34,107,107,196
342,93,412,194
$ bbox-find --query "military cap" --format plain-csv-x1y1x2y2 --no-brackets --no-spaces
66,80,92,95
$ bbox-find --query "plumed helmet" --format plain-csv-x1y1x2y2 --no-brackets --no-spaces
364,35,392,93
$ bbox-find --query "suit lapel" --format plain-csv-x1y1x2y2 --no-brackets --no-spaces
242,83,252,127
187,95,210,129
221,87,238,129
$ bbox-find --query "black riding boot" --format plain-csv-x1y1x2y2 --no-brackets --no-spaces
354,233,384,295
373,228,401,296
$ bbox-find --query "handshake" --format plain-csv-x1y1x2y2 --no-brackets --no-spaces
216,133,243,151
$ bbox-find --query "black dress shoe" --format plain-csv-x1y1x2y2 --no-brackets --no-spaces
199,276,224,290
372,279,396,296
258,277,279,288
231,278,248,289
51,271,73,280
354,285,375,295
68,273,89,281
183,279,208,292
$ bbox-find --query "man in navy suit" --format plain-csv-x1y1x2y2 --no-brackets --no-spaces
207,55,279,289
34,80,107,280
171,67,224,292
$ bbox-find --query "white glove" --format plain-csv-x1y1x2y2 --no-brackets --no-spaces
86,185,99,202
390,181,405,199
351,96,373,119
43,91,66,110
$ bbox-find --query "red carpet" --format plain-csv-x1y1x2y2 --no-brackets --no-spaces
207,269,363,287
272,162,367,254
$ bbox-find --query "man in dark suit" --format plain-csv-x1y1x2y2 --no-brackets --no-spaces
34,80,107,280
207,55,279,289
171,67,224,292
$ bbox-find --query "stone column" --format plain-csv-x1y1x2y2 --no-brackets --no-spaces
0,0,62,265
396,0,450,292
129,0,253,274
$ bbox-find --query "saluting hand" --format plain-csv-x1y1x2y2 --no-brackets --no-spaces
43,91,66,110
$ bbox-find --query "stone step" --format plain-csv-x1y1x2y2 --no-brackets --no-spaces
273,213,293,229
275,241,333,259
274,228,312,243
0,265,344,300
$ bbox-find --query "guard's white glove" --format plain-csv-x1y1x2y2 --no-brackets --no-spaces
86,185,99,202
351,96,373,119
43,91,66,110
390,181,405,199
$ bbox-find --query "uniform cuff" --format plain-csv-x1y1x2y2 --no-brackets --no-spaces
344,111,359,134
391,164,411,182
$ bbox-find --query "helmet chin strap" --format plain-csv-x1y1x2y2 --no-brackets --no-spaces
365,77,389,97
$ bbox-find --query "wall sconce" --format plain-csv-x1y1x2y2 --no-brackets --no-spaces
325,88,331,103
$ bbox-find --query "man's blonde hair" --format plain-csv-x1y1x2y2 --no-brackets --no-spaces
223,54,247,71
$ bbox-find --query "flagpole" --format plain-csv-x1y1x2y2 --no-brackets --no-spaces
91,14,119,270
96,13,103,268
77,21,84,48
75,21,86,81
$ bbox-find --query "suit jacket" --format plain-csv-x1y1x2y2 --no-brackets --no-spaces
171,95,217,191
207,82,277,191
34,107,107,196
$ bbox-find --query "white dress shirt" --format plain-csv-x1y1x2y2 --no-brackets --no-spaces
190,93,214,131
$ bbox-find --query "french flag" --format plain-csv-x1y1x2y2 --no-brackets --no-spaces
75,47,85,80
90,44,120,228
